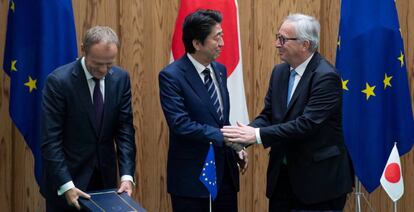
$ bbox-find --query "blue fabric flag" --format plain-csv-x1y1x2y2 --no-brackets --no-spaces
3,0,78,186
199,143,218,200
336,0,414,192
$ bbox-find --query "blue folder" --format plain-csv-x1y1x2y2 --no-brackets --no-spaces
79,189,146,212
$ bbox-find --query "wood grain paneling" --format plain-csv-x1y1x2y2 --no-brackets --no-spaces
118,0,146,208
0,0,12,211
237,0,255,211
1,0,414,211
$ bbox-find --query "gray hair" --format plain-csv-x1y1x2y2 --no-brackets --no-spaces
284,13,320,52
82,26,119,53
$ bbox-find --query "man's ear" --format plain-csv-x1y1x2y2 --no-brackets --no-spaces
80,43,86,56
302,40,311,52
192,39,201,51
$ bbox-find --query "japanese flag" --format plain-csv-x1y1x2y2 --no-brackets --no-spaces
380,143,404,202
171,0,249,125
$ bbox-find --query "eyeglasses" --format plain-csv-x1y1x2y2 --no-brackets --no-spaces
275,33,298,45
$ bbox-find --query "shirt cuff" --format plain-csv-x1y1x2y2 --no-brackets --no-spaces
57,181,75,196
121,175,135,186
255,128,262,144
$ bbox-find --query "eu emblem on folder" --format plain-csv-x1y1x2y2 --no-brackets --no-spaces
79,189,146,212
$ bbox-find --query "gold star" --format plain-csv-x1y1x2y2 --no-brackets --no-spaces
24,76,37,93
337,36,341,49
397,51,404,67
342,79,349,91
383,73,392,89
11,60,18,72
10,1,15,12
361,82,376,100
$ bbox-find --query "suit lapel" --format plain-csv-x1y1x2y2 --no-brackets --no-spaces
286,53,320,112
181,56,222,123
278,66,290,114
71,60,100,137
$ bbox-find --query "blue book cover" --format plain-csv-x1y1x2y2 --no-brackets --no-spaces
79,189,146,212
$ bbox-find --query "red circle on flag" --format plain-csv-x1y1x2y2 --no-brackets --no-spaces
384,163,401,183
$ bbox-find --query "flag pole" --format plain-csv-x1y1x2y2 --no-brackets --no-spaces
355,176,362,212
209,195,212,212
393,201,397,212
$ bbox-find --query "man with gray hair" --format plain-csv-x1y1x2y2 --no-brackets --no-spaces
221,13,353,211
41,26,136,211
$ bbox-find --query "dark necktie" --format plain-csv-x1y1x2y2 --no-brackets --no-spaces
202,68,223,121
93,77,104,132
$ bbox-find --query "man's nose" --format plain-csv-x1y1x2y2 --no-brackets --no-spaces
274,39,282,48
218,37,224,47
98,65,109,73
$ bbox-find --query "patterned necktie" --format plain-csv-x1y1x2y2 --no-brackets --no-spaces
202,68,223,121
287,69,297,106
93,77,104,132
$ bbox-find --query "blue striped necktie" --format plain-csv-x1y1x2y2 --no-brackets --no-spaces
287,69,297,106
202,68,223,121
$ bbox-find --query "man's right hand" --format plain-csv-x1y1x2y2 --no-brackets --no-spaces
64,187,91,210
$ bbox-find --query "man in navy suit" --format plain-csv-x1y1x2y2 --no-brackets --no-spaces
41,26,136,211
159,9,247,212
222,14,353,212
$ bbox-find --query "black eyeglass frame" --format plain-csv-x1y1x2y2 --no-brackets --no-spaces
275,33,299,45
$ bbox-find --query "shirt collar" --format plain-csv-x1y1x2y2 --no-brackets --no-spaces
290,53,314,77
187,53,213,75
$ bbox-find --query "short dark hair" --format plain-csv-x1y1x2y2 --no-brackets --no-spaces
182,9,222,53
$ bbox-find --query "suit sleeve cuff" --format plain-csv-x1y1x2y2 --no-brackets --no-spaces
255,128,262,144
121,175,135,186
57,181,75,196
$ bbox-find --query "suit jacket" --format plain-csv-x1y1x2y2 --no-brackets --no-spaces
40,59,136,202
159,55,239,198
251,52,353,204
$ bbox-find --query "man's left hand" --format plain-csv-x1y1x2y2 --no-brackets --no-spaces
221,122,256,144
117,181,134,196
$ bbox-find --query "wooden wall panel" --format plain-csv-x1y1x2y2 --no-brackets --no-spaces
1,0,414,211
0,1,12,211
237,0,254,211
319,0,341,63
250,0,279,209
118,0,146,208
120,0,180,210
73,0,119,49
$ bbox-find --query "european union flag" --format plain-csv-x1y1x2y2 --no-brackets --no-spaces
336,0,414,192
199,143,218,200
3,0,77,186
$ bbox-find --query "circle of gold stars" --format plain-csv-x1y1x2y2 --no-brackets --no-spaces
340,51,404,101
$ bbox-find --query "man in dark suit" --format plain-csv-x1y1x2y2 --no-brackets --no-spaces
41,26,136,211
221,14,353,211
159,9,247,212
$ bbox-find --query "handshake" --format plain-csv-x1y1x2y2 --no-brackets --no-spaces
221,122,257,174
221,121,257,150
